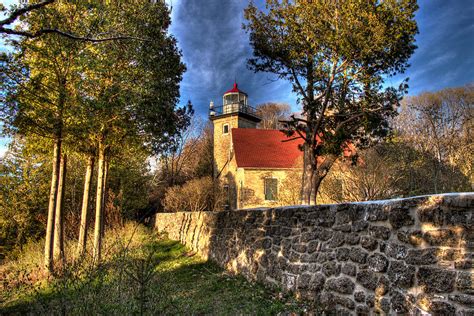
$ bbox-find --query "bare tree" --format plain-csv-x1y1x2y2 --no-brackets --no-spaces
255,102,291,129
394,84,474,191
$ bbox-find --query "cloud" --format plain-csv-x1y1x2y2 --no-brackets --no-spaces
170,0,298,117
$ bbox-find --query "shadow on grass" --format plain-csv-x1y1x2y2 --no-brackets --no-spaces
1,237,304,315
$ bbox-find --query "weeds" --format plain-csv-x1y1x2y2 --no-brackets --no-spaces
1,223,305,315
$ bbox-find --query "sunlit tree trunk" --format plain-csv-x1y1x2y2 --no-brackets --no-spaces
100,159,109,236
77,155,94,257
53,153,67,264
302,143,317,205
44,138,61,272
93,141,105,264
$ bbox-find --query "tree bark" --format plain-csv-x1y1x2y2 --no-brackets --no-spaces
93,142,105,264
53,153,67,264
44,138,61,272
77,155,94,257
100,159,108,237
302,143,317,205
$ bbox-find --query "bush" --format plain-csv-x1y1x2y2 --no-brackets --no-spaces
162,177,224,212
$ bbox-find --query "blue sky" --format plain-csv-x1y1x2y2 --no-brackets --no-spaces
170,0,474,117
1,0,473,155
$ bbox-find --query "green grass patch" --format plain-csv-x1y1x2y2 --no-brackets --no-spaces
1,224,305,315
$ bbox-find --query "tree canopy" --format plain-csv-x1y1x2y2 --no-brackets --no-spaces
244,0,419,203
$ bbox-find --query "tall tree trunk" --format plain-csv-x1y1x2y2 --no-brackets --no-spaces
100,159,109,236
44,138,61,272
77,155,94,257
53,153,67,264
93,142,105,264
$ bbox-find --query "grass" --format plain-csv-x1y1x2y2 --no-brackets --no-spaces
1,223,305,315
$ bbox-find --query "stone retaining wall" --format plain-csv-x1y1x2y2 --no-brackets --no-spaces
154,193,473,314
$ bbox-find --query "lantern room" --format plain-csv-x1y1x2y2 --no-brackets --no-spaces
223,82,248,109
209,82,260,122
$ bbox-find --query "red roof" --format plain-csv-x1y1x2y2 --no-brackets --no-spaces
231,128,357,169
224,82,247,95
232,128,303,168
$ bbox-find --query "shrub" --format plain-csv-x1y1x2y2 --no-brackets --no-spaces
162,177,224,212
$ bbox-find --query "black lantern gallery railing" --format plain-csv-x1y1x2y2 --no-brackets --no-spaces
209,103,259,118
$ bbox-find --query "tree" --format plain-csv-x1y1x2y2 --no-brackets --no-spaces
244,0,418,204
0,1,142,41
256,102,291,129
394,84,474,191
73,1,189,264
0,2,92,270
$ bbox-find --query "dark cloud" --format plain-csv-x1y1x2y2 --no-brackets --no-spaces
170,0,297,117
171,0,474,119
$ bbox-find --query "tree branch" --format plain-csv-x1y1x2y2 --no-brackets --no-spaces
0,0,55,26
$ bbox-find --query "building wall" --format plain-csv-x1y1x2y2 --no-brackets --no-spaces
155,193,474,314
235,168,302,209
212,115,257,179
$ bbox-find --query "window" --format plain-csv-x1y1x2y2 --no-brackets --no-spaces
223,124,229,134
264,178,278,201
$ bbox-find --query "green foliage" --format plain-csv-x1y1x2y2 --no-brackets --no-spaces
244,0,419,201
1,224,305,315
0,137,155,257
0,137,50,258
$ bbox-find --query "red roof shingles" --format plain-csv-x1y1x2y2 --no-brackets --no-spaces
232,128,303,168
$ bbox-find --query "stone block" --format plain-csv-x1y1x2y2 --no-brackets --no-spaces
345,233,360,245
388,260,415,288
391,291,409,313
292,243,307,253
366,206,388,221
336,247,350,261
307,240,320,254
389,207,415,229
328,231,345,248
424,229,460,247
397,229,423,246
370,225,391,240
310,273,326,292
456,272,474,294
354,291,365,303
350,247,368,264
455,260,473,270
322,261,341,277
449,294,474,307
352,220,369,232
341,263,357,277
377,275,391,296
357,269,379,291
406,248,438,265
367,253,389,272
383,242,408,260
418,206,444,226
355,305,370,314
325,276,355,294
446,210,473,227
428,301,456,315
361,236,378,251
417,267,456,293
315,228,333,241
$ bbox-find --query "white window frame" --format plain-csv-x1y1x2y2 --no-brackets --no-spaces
223,123,229,134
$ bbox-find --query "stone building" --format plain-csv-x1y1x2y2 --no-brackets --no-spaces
209,82,304,209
